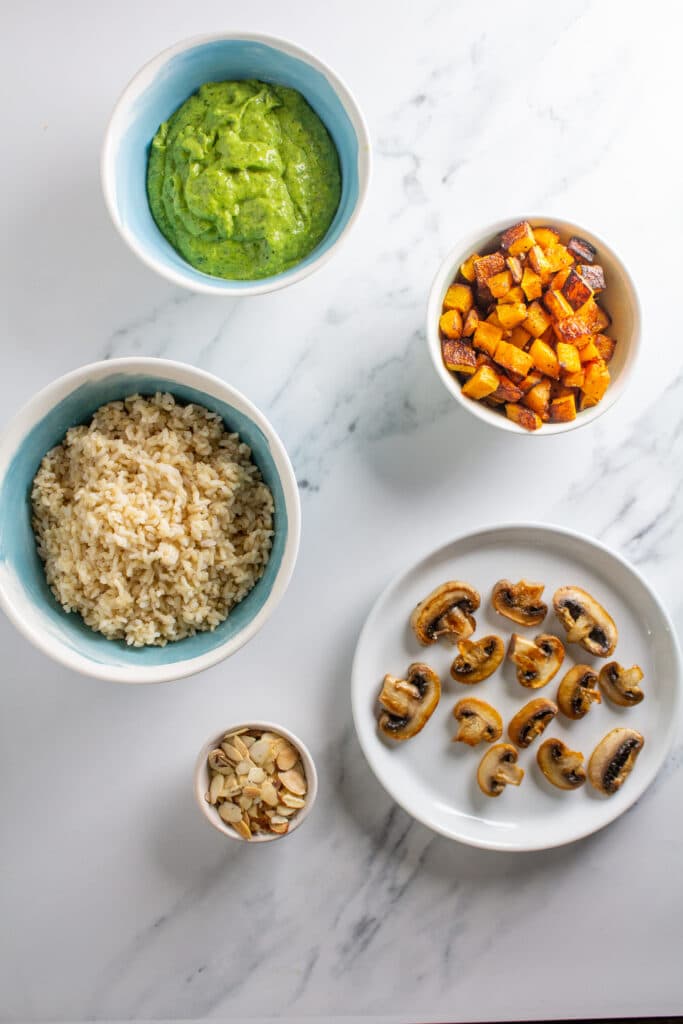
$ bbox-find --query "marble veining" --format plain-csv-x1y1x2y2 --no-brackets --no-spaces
1,0,682,1022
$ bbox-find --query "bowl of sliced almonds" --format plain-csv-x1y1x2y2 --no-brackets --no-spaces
194,722,318,842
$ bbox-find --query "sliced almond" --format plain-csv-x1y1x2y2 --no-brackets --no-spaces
276,745,299,771
220,743,243,763
249,739,271,765
238,795,253,811
223,727,249,738
247,766,266,784
242,783,261,799
235,760,251,776
276,804,297,817
231,735,251,760
233,816,252,840
278,768,307,796
218,802,242,824
242,734,256,748
280,792,306,809
208,774,224,804
261,780,279,807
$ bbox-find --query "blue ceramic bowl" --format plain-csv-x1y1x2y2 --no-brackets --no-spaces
101,33,371,296
0,358,301,683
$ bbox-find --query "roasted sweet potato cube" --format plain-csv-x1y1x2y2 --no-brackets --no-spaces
505,403,542,431
496,301,528,329
556,342,581,375
499,286,525,304
488,270,513,298
544,289,575,321
442,339,477,375
567,236,596,263
594,334,616,363
439,309,463,340
508,325,531,349
474,252,506,287
582,360,610,404
443,282,474,315
523,378,552,418
506,256,523,284
518,369,543,394
462,308,480,337
462,364,500,399
491,374,524,403
527,245,553,283
562,268,593,310
460,253,480,282
529,338,560,379
544,244,574,273
521,267,543,301
500,221,536,256
570,332,595,349
552,268,571,291
473,321,503,357
578,264,605,292
550,393,577,422
523,300,552,338
533,226,561,250
573,297,611,333
494,339,533,377
579,340,600,363
562,369,585,388
487,310,504,330
539,325,555,344
553,314,593,343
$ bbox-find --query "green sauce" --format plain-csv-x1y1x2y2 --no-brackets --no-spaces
147,80,341,280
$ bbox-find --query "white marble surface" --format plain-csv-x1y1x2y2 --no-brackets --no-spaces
1,1,682,1021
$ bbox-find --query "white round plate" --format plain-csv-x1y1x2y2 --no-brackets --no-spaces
351,524,680,851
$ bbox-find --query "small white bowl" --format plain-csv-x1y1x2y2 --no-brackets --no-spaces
194,722,318,842
0,358,301,684
426,216,641,435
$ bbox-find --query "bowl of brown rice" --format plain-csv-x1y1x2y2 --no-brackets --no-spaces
0,358,300,683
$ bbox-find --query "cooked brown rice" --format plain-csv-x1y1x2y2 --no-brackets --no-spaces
31,392,274,647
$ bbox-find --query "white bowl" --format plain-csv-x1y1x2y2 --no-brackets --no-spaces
426,216,641,435
194,722,318,842
0,358,301,684
101,32,371,296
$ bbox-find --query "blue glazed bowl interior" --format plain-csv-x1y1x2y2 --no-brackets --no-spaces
0,374,287,668
113,38,361,289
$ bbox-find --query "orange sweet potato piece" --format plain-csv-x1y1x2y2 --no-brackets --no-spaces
505,403,542,431
556,342,581,375
442,339,477,375
594,334,616,363
533,226,561,250
487,310,504,330
500,221,536,256
527,245,553,284
582,360,610,404
474,252,506,286
567,236,597,263
562,369,585,388
521,267,543,302
518,369,543,394
499,285,525,304
494,339,534,377
491,374,524,403
488,271,513,298
462,308,480,338
473,321,503,357
443,282,474,315
506,256,523,284
523,301,552,338
523,378,552,418
544,244,574,273
578,264,606,292
462,364,500,399
552,268,571,291
550,393,577,422
529,338,560,379
579,340,600,363
439,309,463,340
460,253,480,282
544,289,575,321
496,301,528,329
562,268,593,310
508,325,531,349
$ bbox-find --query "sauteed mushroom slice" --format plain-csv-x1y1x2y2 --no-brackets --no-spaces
588,728,644,795
599,662,645,707
537,738,586,790
377,663,441,741
450,635,504,684
452,698,503,746
508,697,558,748
557,665,602,720
553,586,618,658
492,579,548,626
508,633,565,688
477,744,524,797
410,582,480,645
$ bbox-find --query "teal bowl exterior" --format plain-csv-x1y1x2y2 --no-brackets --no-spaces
102,33,371,295
0,359,301,683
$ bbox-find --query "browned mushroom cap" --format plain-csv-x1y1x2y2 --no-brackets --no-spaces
553,586,618,658
508,697,558,748
410,582,480,645
450,635,504,684
537,738,586,790
492,579,547,626
477,743,525,797
378,663,441,741
557,665,602,720
599,662,645,707
508,633,565,688
452,698,503,747
588,728,644,795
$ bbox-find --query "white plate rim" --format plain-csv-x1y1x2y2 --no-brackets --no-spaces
351,521,681,852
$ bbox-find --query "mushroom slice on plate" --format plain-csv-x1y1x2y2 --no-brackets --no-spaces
588,728,644,795
537,738,586,790
508,697,558,748
410,582,480,645
450,635,504,684
377,663,441,741
598,662,645,707
557,664,602,720
553,586,618,658
507,633,565,688
477,743,524,797
492,579,547,626
452,698,503,746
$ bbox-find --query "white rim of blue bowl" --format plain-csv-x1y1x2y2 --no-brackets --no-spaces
426,215,642,435
101,31,372,296
0,357,301,684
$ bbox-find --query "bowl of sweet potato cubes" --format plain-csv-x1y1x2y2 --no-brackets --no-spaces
427,217,640,433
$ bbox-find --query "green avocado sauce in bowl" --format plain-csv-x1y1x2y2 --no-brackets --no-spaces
146,80,342,281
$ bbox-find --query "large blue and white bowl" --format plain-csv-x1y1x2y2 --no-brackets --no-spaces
0,358,301,683
101,33,371,296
